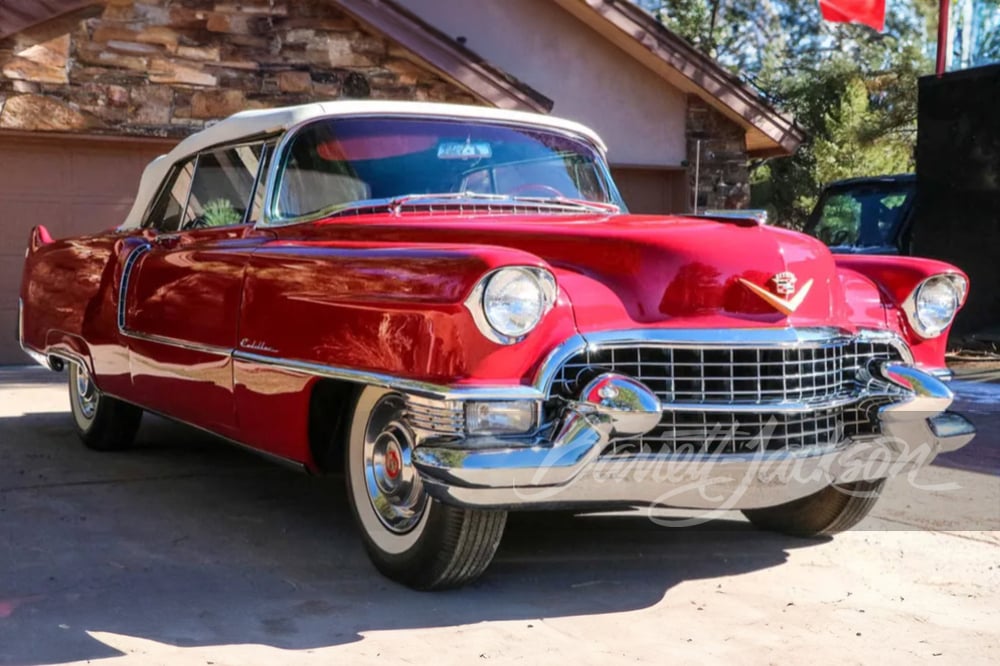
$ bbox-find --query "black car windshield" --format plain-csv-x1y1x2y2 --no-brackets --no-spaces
806,181,915,249
270,117,621,222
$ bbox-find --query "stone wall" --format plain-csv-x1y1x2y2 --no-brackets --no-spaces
686,95,750,211
0,0,479,136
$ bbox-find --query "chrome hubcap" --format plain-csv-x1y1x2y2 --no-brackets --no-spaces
75,364,98,419
363,395,427,534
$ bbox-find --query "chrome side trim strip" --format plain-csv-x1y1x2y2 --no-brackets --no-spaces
116,242,231,357
123,329,232,356
117,243,151,332
232,351,544,401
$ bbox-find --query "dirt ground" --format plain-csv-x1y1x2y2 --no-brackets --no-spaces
0,366,997,666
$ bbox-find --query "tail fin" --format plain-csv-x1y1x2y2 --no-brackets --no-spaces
29,226,54,253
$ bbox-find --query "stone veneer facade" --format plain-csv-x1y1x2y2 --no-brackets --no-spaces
0,1,754,213
0,0,478,137
686,95,751,211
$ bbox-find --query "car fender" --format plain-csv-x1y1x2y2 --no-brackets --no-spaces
236,240,579,385
834,255,968,368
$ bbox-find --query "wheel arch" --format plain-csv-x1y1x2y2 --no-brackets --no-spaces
307,377,364,474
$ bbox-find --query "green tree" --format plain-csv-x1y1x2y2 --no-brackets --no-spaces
637,0,936,227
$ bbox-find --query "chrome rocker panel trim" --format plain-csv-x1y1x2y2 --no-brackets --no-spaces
413,363,975,511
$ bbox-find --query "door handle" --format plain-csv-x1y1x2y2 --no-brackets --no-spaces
154,233,182,248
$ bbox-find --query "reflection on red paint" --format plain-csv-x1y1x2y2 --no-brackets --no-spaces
19,209,968,468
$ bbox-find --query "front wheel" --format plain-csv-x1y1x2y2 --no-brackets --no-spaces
742,479,885,537
69,362,143,451
345,387,507,590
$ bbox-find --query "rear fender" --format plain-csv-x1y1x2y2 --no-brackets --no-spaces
29,225,54,252
20,229,133,391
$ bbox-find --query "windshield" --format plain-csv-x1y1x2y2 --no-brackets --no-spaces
806,182,915,249
269,117,622,222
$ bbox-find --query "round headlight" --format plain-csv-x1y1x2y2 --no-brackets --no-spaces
909,274,966,338
481,267,556,340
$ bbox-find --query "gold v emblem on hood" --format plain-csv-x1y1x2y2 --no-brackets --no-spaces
738,276,814,315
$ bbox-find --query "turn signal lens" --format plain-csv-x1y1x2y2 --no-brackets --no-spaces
465,401,537,435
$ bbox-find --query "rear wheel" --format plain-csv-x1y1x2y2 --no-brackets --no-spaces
345,386,507,590
69,362,143,451
742,479,885,537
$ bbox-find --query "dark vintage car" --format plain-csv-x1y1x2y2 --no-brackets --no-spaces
804,174,916,254
19,102,974,589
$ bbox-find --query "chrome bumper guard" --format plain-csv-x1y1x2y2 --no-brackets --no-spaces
412,364,975,511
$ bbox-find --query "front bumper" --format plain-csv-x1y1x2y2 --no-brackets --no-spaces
412,364,975,511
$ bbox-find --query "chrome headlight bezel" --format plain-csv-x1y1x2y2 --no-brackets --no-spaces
465,266,557,345
904,273,968,339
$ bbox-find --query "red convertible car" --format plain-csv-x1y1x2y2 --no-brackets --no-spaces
19,101,975,589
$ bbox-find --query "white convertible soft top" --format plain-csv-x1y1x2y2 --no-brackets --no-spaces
119,100,608,230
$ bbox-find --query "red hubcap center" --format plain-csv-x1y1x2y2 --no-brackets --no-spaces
385,449,401,478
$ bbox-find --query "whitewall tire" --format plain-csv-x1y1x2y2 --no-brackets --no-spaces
345,386,507,590
68,362,143,451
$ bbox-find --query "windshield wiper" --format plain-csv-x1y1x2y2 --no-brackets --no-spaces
388,192,510,213
387,192,619,215
506,196,620,214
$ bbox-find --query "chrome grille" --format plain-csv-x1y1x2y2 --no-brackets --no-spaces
551,339,904,407
603,400,894,456
404,395,464,438
608,408,846,455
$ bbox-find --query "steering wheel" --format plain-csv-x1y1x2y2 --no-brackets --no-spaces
509,183,566,198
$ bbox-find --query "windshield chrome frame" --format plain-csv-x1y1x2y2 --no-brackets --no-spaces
256,114,624,229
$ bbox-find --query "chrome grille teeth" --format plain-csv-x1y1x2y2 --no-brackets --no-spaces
553,340,903,407
552,338,905,455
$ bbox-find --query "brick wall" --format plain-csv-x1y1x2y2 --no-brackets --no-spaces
0,0,479,137
686,95,750,211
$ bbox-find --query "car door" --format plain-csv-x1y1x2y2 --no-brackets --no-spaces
121,141,274,434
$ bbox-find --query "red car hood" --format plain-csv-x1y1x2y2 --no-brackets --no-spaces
298,212,855,333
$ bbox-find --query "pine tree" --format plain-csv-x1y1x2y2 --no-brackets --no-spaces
636,0,935,227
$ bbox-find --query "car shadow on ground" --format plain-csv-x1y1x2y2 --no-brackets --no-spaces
0,409,824,665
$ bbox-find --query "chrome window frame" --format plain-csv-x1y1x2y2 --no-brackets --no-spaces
141,155,199,232
180,141,272,231
256,114,624,228
141,136,280,233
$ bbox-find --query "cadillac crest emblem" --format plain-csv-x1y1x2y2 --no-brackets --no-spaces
738,271,814,315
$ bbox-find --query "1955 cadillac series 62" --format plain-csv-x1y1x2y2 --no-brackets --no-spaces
19,101,975,589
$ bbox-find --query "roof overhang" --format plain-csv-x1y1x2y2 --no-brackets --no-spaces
0,0,101,41
551,0,805,157
332,0,553,113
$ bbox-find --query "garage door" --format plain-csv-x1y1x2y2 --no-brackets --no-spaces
612,166,689,215
0,132,174,364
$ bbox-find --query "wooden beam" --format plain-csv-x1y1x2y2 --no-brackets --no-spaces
333,0,553,113
0,0,101,42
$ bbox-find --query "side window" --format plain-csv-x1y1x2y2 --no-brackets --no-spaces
183,144,263,229
145,158,196,232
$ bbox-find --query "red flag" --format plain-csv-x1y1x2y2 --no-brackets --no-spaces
818,0,886,31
